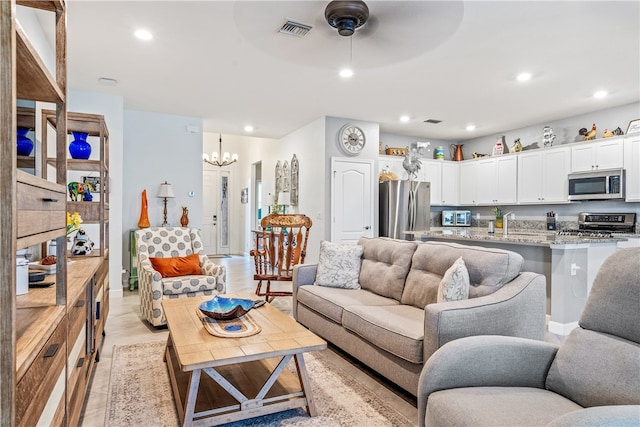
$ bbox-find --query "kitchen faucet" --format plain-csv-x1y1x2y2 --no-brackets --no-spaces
503,212,515,236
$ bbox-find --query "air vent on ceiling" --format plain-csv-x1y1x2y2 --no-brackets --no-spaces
278,20,312,37
424,119,442,124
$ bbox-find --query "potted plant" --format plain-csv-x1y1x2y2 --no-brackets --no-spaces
492,207,503,229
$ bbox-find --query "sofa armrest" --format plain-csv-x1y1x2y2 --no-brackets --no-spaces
417,335,558,427
423,271,546,361
546,405,640,426
199,256,227,293
292,264,317,320
293,264,317,287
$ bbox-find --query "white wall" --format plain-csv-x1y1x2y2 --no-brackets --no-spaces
68,90,125,293
122,110,203,282
460,102,640,155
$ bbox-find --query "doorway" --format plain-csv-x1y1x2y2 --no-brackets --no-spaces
331,158,375,244
203,168,231,255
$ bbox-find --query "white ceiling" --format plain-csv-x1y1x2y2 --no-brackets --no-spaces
63,0,640,140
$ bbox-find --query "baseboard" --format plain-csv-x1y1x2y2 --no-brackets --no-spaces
548,320,578,336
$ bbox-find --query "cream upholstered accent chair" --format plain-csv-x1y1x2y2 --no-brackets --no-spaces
417,247,640,427
135,227,226,326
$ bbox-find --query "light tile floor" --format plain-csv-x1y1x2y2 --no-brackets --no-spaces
79,255,419,426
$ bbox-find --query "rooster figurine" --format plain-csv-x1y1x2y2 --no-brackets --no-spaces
402,151,422,180
602,128,614,138
585,123,597,141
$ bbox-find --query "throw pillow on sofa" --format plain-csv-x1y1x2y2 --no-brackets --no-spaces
437,256,470,302
314,240,363,289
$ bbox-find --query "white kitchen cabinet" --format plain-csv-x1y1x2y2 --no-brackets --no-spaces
420,159,442,205
624,134,640,202
441,161,459,205
378,157,406,181
518,147,571,204
571,136,624,172
473,156,518,205
458,161,477,205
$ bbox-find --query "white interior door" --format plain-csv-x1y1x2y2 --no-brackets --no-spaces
203,168,230,255
331,158,374,244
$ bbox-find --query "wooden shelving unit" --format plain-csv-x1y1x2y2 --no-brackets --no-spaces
43,110,110,258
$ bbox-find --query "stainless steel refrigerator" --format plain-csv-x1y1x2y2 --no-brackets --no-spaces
379,180,431,240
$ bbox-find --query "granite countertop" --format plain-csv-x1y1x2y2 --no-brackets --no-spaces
408,227,629,247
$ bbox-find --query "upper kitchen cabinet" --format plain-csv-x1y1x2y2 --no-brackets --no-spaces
518,146,571,204
570,136,624,172
420,159,459,206
624,134,640,202
469,156,518,205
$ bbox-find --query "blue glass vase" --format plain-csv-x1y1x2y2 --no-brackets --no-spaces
69,131,91,159
17,127,34,156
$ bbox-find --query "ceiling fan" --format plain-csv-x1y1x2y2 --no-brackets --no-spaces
324,0,370,37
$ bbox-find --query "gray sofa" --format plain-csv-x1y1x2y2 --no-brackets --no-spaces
417,247,640,426
292,237,546,395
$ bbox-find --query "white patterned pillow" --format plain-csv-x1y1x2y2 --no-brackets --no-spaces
314,240,363,289
437,256,470,302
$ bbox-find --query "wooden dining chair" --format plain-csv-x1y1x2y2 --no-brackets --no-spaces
251,213,312,301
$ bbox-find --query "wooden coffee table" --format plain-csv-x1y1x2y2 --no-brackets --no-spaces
162,294,327,426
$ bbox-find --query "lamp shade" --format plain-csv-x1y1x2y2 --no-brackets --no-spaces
157,181,175,198
278,191,291,206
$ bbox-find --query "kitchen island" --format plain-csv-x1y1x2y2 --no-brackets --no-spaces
408,228,627,335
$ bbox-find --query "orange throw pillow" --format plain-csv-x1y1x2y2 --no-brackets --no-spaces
149,253,202,278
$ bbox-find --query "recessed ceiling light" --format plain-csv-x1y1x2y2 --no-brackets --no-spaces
244,125,254,132
134,29,153,40
339,68,354,78
516,72,532,82
593,90,608,99
466,124,476,131
400,116,410,123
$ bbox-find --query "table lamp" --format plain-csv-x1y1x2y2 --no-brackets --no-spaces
157,181,175,226
278,191,291,214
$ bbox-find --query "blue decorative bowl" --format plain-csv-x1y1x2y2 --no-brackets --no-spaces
198,296,255,320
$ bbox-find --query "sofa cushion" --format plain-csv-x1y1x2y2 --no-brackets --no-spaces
161,275,221,295
357,237,417,301
296,285,399,324
545,328,640,407
578,247,640,344
426,387,582,427
402,241,523,309
437,257,470,303
314,240,363,289
342,304,424,363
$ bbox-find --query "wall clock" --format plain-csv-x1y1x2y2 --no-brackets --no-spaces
338,124,366,156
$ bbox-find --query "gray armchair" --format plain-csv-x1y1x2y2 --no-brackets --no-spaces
417,247,640,426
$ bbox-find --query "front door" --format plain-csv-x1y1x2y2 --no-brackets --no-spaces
331,158,374,244
203,168,230,255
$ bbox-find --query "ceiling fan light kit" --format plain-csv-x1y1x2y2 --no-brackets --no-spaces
325,0,370,37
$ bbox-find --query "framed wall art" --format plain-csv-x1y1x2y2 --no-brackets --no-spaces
626,119,640,134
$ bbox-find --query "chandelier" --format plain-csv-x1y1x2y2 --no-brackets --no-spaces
203,134,238,167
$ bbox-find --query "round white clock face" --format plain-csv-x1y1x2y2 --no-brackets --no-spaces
339,124,366,156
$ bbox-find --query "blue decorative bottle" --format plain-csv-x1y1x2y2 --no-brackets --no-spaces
16,127,34,156
69,131,91,159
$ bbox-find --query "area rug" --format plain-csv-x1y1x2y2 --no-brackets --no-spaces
105,340,414,427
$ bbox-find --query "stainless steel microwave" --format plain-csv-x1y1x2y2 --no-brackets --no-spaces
442,210,471,226
568,168,625,201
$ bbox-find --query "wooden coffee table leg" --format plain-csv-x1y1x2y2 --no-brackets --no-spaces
294,353,317,416
183,369,201,426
